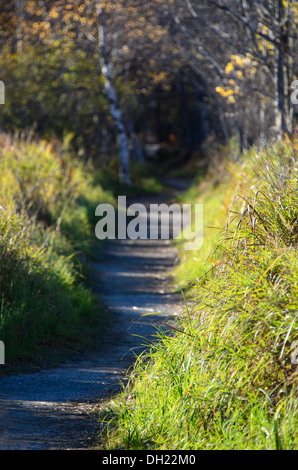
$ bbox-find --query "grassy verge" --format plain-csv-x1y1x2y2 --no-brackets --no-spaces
0,132,114,372
95,138,298,450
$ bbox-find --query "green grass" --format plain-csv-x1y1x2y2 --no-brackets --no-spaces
94,159,168,199
0,132,114,370
172,142,242,290
95,139,298,450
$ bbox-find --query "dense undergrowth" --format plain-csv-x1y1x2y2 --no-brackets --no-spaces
0,132,114,369
97,139,298,450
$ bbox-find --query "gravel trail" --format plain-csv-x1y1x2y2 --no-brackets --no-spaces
0,186,186,450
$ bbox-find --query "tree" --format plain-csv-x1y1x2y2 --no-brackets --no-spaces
166,0,297,145
211,0,297,136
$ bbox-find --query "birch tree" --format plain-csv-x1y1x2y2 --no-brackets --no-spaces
95,2,131,185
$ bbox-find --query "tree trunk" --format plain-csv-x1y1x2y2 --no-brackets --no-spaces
97,6,131,185
126,118,145,163
273,0,290,136
180,73,192,151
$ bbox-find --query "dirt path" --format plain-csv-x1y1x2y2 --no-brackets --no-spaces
0,184,186,450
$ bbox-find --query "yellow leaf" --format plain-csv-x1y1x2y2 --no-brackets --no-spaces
233,55,245,67
215,86,226,96
50,11,59,19
225,62,234,74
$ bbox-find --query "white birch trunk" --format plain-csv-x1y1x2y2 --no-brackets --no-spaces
97,5,132,185
273,0,290,137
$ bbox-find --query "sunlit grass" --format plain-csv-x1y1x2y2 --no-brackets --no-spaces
0,132,114,367
97,139,298,450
